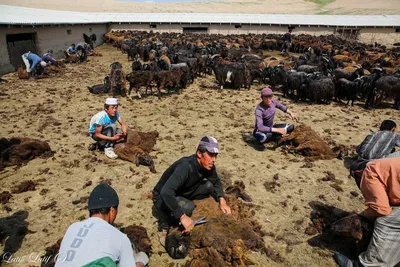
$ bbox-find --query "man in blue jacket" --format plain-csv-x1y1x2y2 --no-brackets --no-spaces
21,51,47,80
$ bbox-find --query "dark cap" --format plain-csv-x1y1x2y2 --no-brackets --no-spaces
88,183,119,210
261,87,273,96
198,136,219,154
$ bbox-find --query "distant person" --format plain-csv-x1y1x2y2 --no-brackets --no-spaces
334,158,400,267
65,43,77,58
253,87,297,147
42,50,57,65
76,42,90,62
350,119,400,187
21,51,47,80
88,98,127,159
56,183,149,267
152,136,231,247
281,28,293,55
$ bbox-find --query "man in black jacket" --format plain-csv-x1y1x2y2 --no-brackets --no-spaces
281,29,292,55
152,136,231,246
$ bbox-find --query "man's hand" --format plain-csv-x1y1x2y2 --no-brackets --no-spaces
273,127,287,136
287,110,298,122
180,214,194,232
134,251,149,267
219,198,232,215
112,134,123,141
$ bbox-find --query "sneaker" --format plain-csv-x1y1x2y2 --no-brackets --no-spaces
104,147,118,159
157,230,168,247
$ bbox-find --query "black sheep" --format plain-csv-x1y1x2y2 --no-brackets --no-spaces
335,77,363,106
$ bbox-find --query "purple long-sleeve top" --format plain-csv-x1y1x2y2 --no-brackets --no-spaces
254,99,288,133
42,53,56,64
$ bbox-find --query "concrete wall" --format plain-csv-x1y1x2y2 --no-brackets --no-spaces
358,27,400,46
0,24,107,75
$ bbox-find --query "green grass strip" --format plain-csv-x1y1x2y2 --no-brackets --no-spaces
306,0,335,6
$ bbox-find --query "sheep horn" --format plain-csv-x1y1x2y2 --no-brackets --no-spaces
210,54,221,59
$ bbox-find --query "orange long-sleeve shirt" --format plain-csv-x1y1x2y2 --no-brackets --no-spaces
360,158,400,220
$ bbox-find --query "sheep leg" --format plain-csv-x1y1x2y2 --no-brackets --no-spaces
136,86,141,99
395,99,400,110
128,82,133,95
157,83,164,99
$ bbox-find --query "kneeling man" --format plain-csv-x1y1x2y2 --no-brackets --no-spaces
152,136,231,246
89,98,127,159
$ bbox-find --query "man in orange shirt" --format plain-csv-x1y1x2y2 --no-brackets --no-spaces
334,158,400,267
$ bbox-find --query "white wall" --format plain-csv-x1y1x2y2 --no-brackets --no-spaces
358,27,400,46
0,24,107,74
109,23,337,36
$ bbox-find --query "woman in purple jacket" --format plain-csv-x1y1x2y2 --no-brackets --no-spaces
253,87,298,144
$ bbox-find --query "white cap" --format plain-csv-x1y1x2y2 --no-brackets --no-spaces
40,61,47,67
105,98,119,105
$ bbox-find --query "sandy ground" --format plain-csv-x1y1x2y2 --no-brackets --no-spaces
0,44,400,266
0,0,399,14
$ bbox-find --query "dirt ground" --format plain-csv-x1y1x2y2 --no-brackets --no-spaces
0,43,399,267
1,0,399,15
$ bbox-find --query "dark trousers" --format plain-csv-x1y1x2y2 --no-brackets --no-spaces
152,180,214,231
91,124,119,149
253,123,295,143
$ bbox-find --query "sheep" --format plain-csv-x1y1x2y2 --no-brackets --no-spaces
197,54,210,77
126,71,154,99
334,67,364,81
283,70,308,97
372,75,400,109
131,58,142,71
154,69,184,97
168,63,190,89
109,62,127,97
296,65,319,74
334,77,363,106
120,43,129,54
299,75,335,103
209,55,248,90
148,50,157,62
